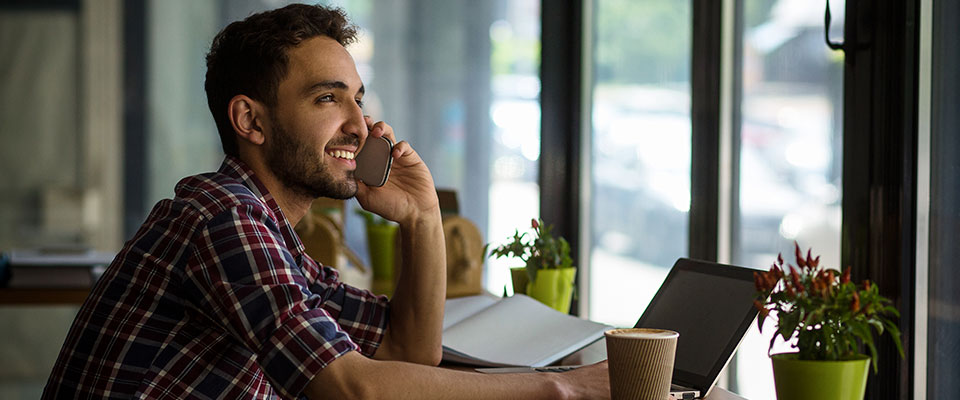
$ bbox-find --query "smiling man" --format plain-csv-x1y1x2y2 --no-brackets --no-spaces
42,4,607,399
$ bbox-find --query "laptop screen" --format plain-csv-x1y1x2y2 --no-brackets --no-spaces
634,258,759,392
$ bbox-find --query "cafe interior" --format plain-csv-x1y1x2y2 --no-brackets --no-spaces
0,0,956,399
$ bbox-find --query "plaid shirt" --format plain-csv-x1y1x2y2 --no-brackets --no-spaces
43,157,389,399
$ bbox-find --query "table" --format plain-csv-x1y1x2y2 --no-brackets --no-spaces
0,288,89,305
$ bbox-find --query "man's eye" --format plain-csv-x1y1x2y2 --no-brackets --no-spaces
316,94,334,104
355,99,364,108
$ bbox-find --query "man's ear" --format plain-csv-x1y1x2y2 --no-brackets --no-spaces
228,95,266,146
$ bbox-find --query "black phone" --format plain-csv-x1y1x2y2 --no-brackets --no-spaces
355,136,394,187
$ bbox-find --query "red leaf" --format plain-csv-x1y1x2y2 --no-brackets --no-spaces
795,242,807,269
790,266,804,293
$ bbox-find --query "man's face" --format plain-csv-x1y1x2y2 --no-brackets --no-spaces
263,36,367,200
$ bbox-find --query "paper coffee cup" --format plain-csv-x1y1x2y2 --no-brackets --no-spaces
604,328,679,400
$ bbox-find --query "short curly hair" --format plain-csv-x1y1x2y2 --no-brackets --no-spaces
204,4,359,156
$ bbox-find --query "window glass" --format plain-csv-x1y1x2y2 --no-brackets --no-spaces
928,0,959,396
319,0,541,294
588,0,692,327
0,10,84,398
733,1,844,398
481,1,542,294
0,10,80,249
146,0,222,206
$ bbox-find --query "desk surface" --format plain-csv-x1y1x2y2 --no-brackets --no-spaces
0,288,89,305
702,387,747,400
439,362,747,400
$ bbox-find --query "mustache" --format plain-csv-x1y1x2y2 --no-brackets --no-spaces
327,135,360,147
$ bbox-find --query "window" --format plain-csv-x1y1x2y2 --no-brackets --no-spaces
144,0,222,209
926,0,959,396
316,0,542,293
0,2,122,397
732,1,844,398
0,8,83,250
587,0,692,327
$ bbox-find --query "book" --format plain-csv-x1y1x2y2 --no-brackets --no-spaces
442,294,611,367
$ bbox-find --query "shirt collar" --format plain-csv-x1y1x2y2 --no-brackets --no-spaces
217,156,307,258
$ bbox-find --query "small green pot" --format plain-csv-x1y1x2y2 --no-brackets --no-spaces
525,267,576,313
365,223,398,295
510,267,529,295
771,353,870,400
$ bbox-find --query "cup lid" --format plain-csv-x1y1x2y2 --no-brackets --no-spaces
604,328,679,339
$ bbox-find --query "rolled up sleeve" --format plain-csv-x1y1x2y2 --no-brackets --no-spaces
308,269,390,357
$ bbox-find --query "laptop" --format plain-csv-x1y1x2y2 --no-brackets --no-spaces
477,258,759,400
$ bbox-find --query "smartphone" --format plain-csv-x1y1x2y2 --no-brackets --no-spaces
355,136,394,187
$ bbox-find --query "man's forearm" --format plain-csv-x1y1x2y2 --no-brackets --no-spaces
379,207,446,364
307,352,579,400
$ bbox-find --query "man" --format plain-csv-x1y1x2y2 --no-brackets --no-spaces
44,4,608,399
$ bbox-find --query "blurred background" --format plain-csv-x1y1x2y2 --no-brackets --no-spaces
1,0,957,399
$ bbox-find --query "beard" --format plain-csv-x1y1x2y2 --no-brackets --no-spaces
264,118,358,200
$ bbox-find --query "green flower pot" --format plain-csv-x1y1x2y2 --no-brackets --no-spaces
365,223,398,296
510,267,529,295
771,353,870,400
525,267,576,313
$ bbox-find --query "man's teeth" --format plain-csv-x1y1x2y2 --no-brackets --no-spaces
327,150,355,160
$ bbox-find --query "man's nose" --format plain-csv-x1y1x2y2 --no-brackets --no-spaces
344,103,367,141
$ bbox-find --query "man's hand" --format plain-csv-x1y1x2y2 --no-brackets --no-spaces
555,361,611,400
354,117,439,226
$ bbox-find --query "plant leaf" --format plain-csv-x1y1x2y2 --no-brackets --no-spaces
868,319,884,336
779,312,800,342
851,323,879,373
768,331,779,356
882,319,905,358
757,309,767,333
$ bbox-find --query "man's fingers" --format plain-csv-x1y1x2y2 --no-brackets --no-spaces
370,120,396,143
391,140,415,160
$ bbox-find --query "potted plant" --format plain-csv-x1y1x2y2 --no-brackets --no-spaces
356,209,398,296
754,243,904,400
487,218,575,313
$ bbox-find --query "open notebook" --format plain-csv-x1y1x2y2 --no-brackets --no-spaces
442,294,610,367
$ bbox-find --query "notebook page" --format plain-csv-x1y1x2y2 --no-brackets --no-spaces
443,294,500,330
442,294,609,367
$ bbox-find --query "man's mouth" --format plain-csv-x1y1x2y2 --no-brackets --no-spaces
326,149,356,160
